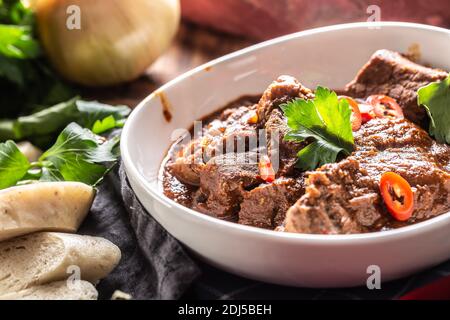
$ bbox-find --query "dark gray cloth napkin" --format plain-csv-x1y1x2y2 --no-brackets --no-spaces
79,162,450,300
79,163,200,300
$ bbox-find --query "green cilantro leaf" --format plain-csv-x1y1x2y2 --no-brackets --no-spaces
0,98,130,144
39,123,119,185
38,164,64,182
281,86,354,171
0,0,76,118
0,24,40,59
0,55,23,85
76,100,130,130
92,115,116,134
0,140,30,188
0,0,34,26
0,123,121,189
12,97,79,139
418,73,450,144
0,0,38,59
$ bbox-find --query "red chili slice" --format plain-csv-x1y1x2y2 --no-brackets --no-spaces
339,96,362,131
379,172,414,221
258,155,275,183
358,103,375,124
366,95,404,119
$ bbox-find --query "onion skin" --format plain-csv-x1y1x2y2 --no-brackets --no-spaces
35,0,180,87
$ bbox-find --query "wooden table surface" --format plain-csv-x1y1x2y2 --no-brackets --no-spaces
83,23,256,109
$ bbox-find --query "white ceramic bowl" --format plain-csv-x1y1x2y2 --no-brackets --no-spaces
121,22,450,287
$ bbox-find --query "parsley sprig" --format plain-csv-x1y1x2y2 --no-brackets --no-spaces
418,73,450,145
0,122,120,189
281,86,354,171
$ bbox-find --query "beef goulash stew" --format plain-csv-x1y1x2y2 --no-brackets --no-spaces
161,49,450,235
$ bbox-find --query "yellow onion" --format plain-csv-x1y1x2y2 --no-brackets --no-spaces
34,0,180,87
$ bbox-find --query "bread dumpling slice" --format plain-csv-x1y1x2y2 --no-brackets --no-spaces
0,182,95,241
0,280,98,300
0,232,121,294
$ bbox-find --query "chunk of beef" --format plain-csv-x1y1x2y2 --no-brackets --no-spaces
169,139,205,186
169,105,259,186
265,109,306,176
193,152,262,221
205,106,260,158
257,75,314,124
285,118,450,234
239,176,304,229
345,49,448,124
170,75,314,186
258,75,313,176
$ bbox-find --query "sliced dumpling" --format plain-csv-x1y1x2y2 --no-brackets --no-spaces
0,232,121,294
0,280,98,300
0,182,95,241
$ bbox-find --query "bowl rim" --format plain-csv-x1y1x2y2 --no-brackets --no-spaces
121,21,450,244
